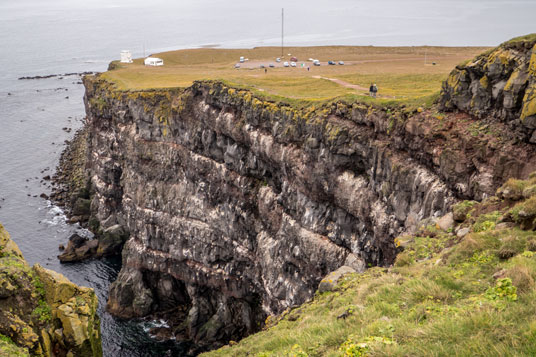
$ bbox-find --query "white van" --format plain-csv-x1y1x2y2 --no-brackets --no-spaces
144,57,164,66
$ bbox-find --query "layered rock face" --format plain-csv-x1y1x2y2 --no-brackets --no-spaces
0,223,102,356
83,52,536,348
440,34,536,143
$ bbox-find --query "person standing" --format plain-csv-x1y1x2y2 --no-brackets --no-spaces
372,83,378,98
369,83,374,97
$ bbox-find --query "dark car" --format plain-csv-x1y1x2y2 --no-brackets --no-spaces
328,60,336,65
290,56,298,62
269,63,275,68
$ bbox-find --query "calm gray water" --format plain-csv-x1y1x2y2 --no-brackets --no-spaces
0,0,534,355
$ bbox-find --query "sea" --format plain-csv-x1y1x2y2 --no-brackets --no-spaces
0,0,534,355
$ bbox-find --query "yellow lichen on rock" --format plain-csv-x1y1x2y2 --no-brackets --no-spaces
0,223,24,259
504,70,520,92
0,224,102,356
479,75,489,89
521,84,536,120
529,44,536,77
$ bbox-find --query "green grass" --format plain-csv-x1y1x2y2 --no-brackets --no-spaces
101,45,487,107
203,174,536,357
501,33,536,47
334,73,447,100
0,334,29,357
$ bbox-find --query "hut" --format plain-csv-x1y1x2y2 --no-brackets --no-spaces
120,50,132,63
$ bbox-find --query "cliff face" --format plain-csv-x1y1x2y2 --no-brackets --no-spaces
440,34,536,143
82,50,535,347
0,223,102,356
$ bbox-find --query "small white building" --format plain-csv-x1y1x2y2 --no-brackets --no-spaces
120,50,132,63
144,57,164,66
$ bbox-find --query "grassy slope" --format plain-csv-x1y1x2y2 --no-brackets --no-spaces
102,46,487,107
203,174,536,357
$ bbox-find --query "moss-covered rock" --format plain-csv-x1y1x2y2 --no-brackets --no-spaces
0,334,29,356
0,223,102,356
439,34,536,142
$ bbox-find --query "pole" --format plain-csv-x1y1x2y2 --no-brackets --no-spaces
281,8,284,58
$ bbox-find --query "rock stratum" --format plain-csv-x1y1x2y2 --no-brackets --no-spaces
0,223,102,356
78,36,536,350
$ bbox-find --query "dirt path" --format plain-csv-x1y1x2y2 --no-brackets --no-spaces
312,76,394,98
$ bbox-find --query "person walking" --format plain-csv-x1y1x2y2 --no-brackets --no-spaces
372,83,378,98
369,83,374,97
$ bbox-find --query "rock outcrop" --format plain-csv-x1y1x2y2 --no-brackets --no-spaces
0,223,102,356
440,34,536,143
80,40,536,350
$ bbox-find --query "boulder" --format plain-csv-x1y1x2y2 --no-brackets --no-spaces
96,224,128,256
58,234,98,263
72,198,91,217
436,212,454,231
317,266,356,293
456,227,470,238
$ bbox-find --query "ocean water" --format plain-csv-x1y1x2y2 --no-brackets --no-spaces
0,0,534,355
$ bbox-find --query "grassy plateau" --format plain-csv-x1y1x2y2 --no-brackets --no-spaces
103,46,488,107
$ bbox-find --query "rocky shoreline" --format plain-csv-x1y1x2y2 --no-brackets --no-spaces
49,126,131,263
50,126,90,225
18,72,96,80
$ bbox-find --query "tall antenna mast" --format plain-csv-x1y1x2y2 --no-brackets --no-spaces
281,8,284,58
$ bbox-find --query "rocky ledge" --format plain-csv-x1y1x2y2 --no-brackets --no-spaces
69,36,536,351
0,223,102,356
440,33,536,143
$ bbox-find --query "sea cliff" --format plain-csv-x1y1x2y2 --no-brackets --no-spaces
75,36,536,350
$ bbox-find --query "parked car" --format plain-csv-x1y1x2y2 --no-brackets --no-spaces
313,60,321,66
239,56,245,63
290,56,298,62
290,62,297,67
283,61,290,67
260,64,265,68
269,63,275,68
276,58,281,62
338,61,345,65
328,60,336,65
234,63,240,69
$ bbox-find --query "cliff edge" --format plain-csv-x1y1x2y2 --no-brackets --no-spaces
0,223,102,356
